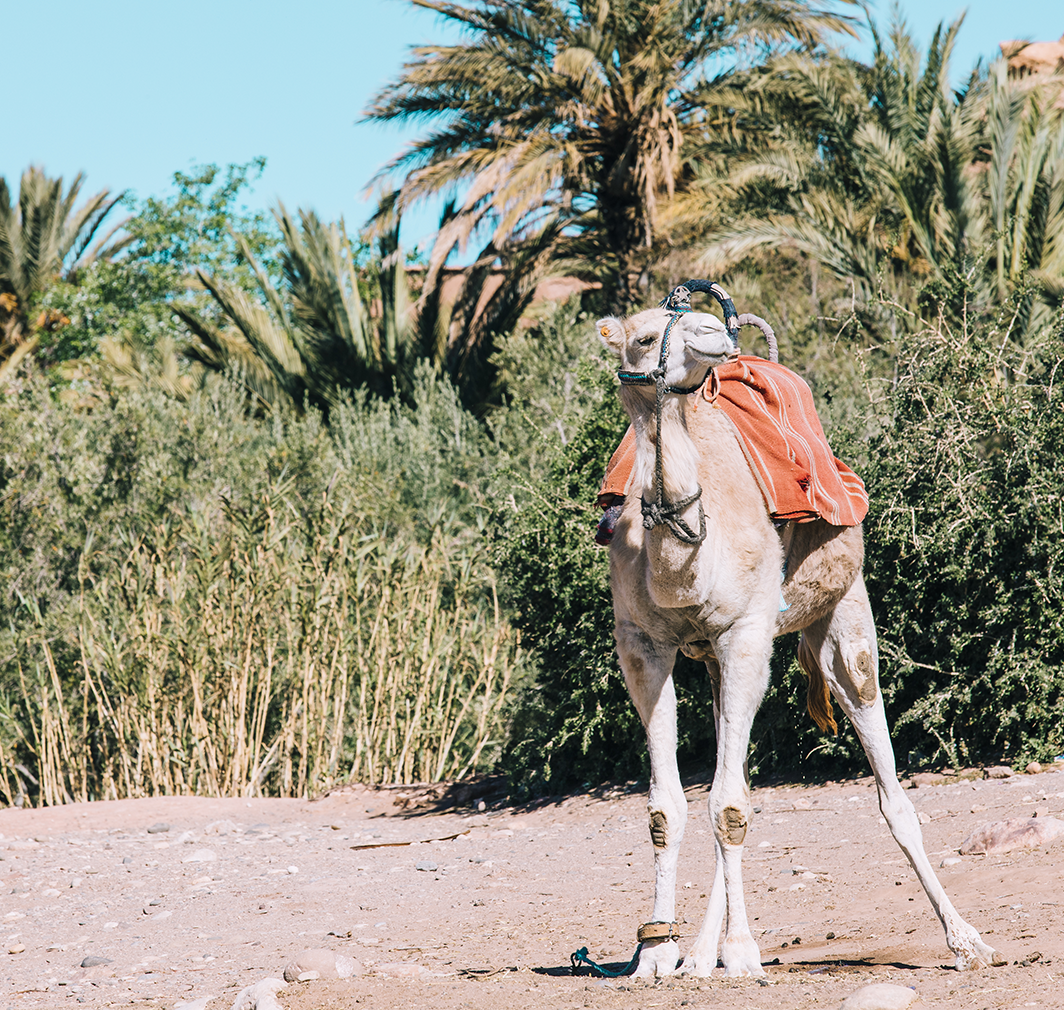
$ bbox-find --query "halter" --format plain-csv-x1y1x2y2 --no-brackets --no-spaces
615,280,741,545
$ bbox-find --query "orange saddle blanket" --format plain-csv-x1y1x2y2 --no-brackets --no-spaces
598,356,868,526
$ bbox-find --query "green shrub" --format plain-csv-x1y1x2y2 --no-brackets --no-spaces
0,369,525,804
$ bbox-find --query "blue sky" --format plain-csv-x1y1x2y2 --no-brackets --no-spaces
4,0,1060,250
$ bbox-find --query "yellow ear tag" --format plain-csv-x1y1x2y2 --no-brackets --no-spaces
600,326,610,337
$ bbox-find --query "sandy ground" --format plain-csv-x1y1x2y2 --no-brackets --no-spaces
1,769,1062,1010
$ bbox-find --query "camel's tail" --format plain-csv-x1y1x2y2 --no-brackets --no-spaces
797,633,838,735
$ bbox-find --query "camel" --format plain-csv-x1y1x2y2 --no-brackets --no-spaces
596,281,1003,978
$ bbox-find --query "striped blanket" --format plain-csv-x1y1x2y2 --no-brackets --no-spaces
598,356,868,526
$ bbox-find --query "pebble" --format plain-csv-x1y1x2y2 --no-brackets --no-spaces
80,955,112,968
415,861,438,872
8,944,25,954
839,983,917,1009
985,765,1013,779
283,948,362,982
1026,762,1043,775
940,856,962,867
146,822,170,834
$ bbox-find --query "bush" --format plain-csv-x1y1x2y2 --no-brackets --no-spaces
0,369,525,804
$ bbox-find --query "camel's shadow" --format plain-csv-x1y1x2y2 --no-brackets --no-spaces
532,955,929,978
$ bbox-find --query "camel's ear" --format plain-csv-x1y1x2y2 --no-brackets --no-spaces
597,317,625,356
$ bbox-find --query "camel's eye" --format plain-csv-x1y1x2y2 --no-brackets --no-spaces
637,333,657,347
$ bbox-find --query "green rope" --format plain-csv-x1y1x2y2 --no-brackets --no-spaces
570,943,642,978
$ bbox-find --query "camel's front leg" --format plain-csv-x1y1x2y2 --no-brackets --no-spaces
615,624,685,978
808,576,1005,971
704,623,771,978
681,658,725,976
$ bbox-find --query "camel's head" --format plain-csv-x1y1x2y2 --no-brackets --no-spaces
597,307,736,392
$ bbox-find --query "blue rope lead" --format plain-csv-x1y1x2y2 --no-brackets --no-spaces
570,944,642,977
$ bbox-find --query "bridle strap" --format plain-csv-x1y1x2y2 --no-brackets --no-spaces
617,311,707,545
613,279,739,546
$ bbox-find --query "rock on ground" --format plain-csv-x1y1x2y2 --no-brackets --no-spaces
958,816,1064,855
283,947,362,981
230,976,287,1010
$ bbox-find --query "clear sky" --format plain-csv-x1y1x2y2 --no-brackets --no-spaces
3,0,1060,250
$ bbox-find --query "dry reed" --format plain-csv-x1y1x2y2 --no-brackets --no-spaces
1,480,520,805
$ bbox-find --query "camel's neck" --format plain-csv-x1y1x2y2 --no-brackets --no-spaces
623,391,702,506
621,388,711,608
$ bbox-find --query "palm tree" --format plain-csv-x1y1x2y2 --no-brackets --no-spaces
0,166,128,379
178,204,417,413
697,13,1064,342
365,0,855,331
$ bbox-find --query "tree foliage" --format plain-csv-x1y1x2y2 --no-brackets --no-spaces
365,0,855,349
0,166,128,378
698,14,1064,344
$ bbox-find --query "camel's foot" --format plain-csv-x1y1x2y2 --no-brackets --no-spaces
721,932,765,978
678,940,719,977
632,938,681,978
948,926,1006,970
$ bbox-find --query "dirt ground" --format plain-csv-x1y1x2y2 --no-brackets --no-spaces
1,768,1062,1010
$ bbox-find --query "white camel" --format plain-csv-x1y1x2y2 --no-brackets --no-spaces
596,283,1003,978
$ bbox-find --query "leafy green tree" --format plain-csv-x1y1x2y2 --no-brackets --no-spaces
365,0,855,386
36,160,277,371
0,166,128,378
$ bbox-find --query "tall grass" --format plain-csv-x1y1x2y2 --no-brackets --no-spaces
0,368,523,805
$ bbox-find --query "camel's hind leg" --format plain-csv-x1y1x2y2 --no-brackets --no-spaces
803,574,1004,971
615,623,685,977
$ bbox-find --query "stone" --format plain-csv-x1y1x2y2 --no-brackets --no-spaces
415,860,438,872
1026,762,1043,775
230,977,287,1010
181,848,217,863
282,948,362,982
959,816,1064,855
985,765,1013,779
146,822,170,834
175,1000,211,1010
839,983,918,1009
80,955,112,968
940,856,962,867
908,772,947,788
204,819,239,835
